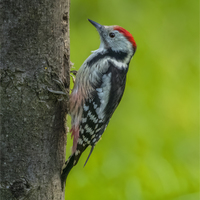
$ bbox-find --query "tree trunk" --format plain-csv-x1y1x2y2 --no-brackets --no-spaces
0,0,70,199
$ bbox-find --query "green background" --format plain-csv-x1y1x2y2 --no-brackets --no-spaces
65,0,199,199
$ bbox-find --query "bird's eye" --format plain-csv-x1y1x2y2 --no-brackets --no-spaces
109,32,115,38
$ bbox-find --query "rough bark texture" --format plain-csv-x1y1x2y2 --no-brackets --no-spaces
0,0,70,199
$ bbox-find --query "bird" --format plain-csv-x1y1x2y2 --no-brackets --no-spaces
61,19,137,185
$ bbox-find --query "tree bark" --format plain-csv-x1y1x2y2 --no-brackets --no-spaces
0,0,70,199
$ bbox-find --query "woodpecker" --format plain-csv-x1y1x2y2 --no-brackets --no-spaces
61,19,137,184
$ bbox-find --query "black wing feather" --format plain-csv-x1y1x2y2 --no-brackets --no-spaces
104,61,128,121
78,60,128,153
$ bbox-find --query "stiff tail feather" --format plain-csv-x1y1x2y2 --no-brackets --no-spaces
84,146,95,167
61,154,75,190
61,145,94,190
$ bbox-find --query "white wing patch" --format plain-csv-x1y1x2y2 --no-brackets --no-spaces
88,110,98,123
95,72,112,120
83,104,89,111
93,102,98,109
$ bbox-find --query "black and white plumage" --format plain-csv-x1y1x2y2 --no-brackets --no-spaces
61,19,137,185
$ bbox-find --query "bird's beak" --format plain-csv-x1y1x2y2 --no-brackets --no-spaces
88,19,104,32
88,19,107,48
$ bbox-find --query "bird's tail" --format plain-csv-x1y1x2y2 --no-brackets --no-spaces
61,144,94,190
61,146,85,189
61,154,75,186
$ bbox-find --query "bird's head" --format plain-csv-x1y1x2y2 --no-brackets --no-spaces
88,19,137,56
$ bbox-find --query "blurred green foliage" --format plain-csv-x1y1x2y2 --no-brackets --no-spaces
65,0,199,199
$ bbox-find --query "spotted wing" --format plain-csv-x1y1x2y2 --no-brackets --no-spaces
77,60,128,164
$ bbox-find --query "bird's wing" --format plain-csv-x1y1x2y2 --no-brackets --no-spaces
77,60,128,164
